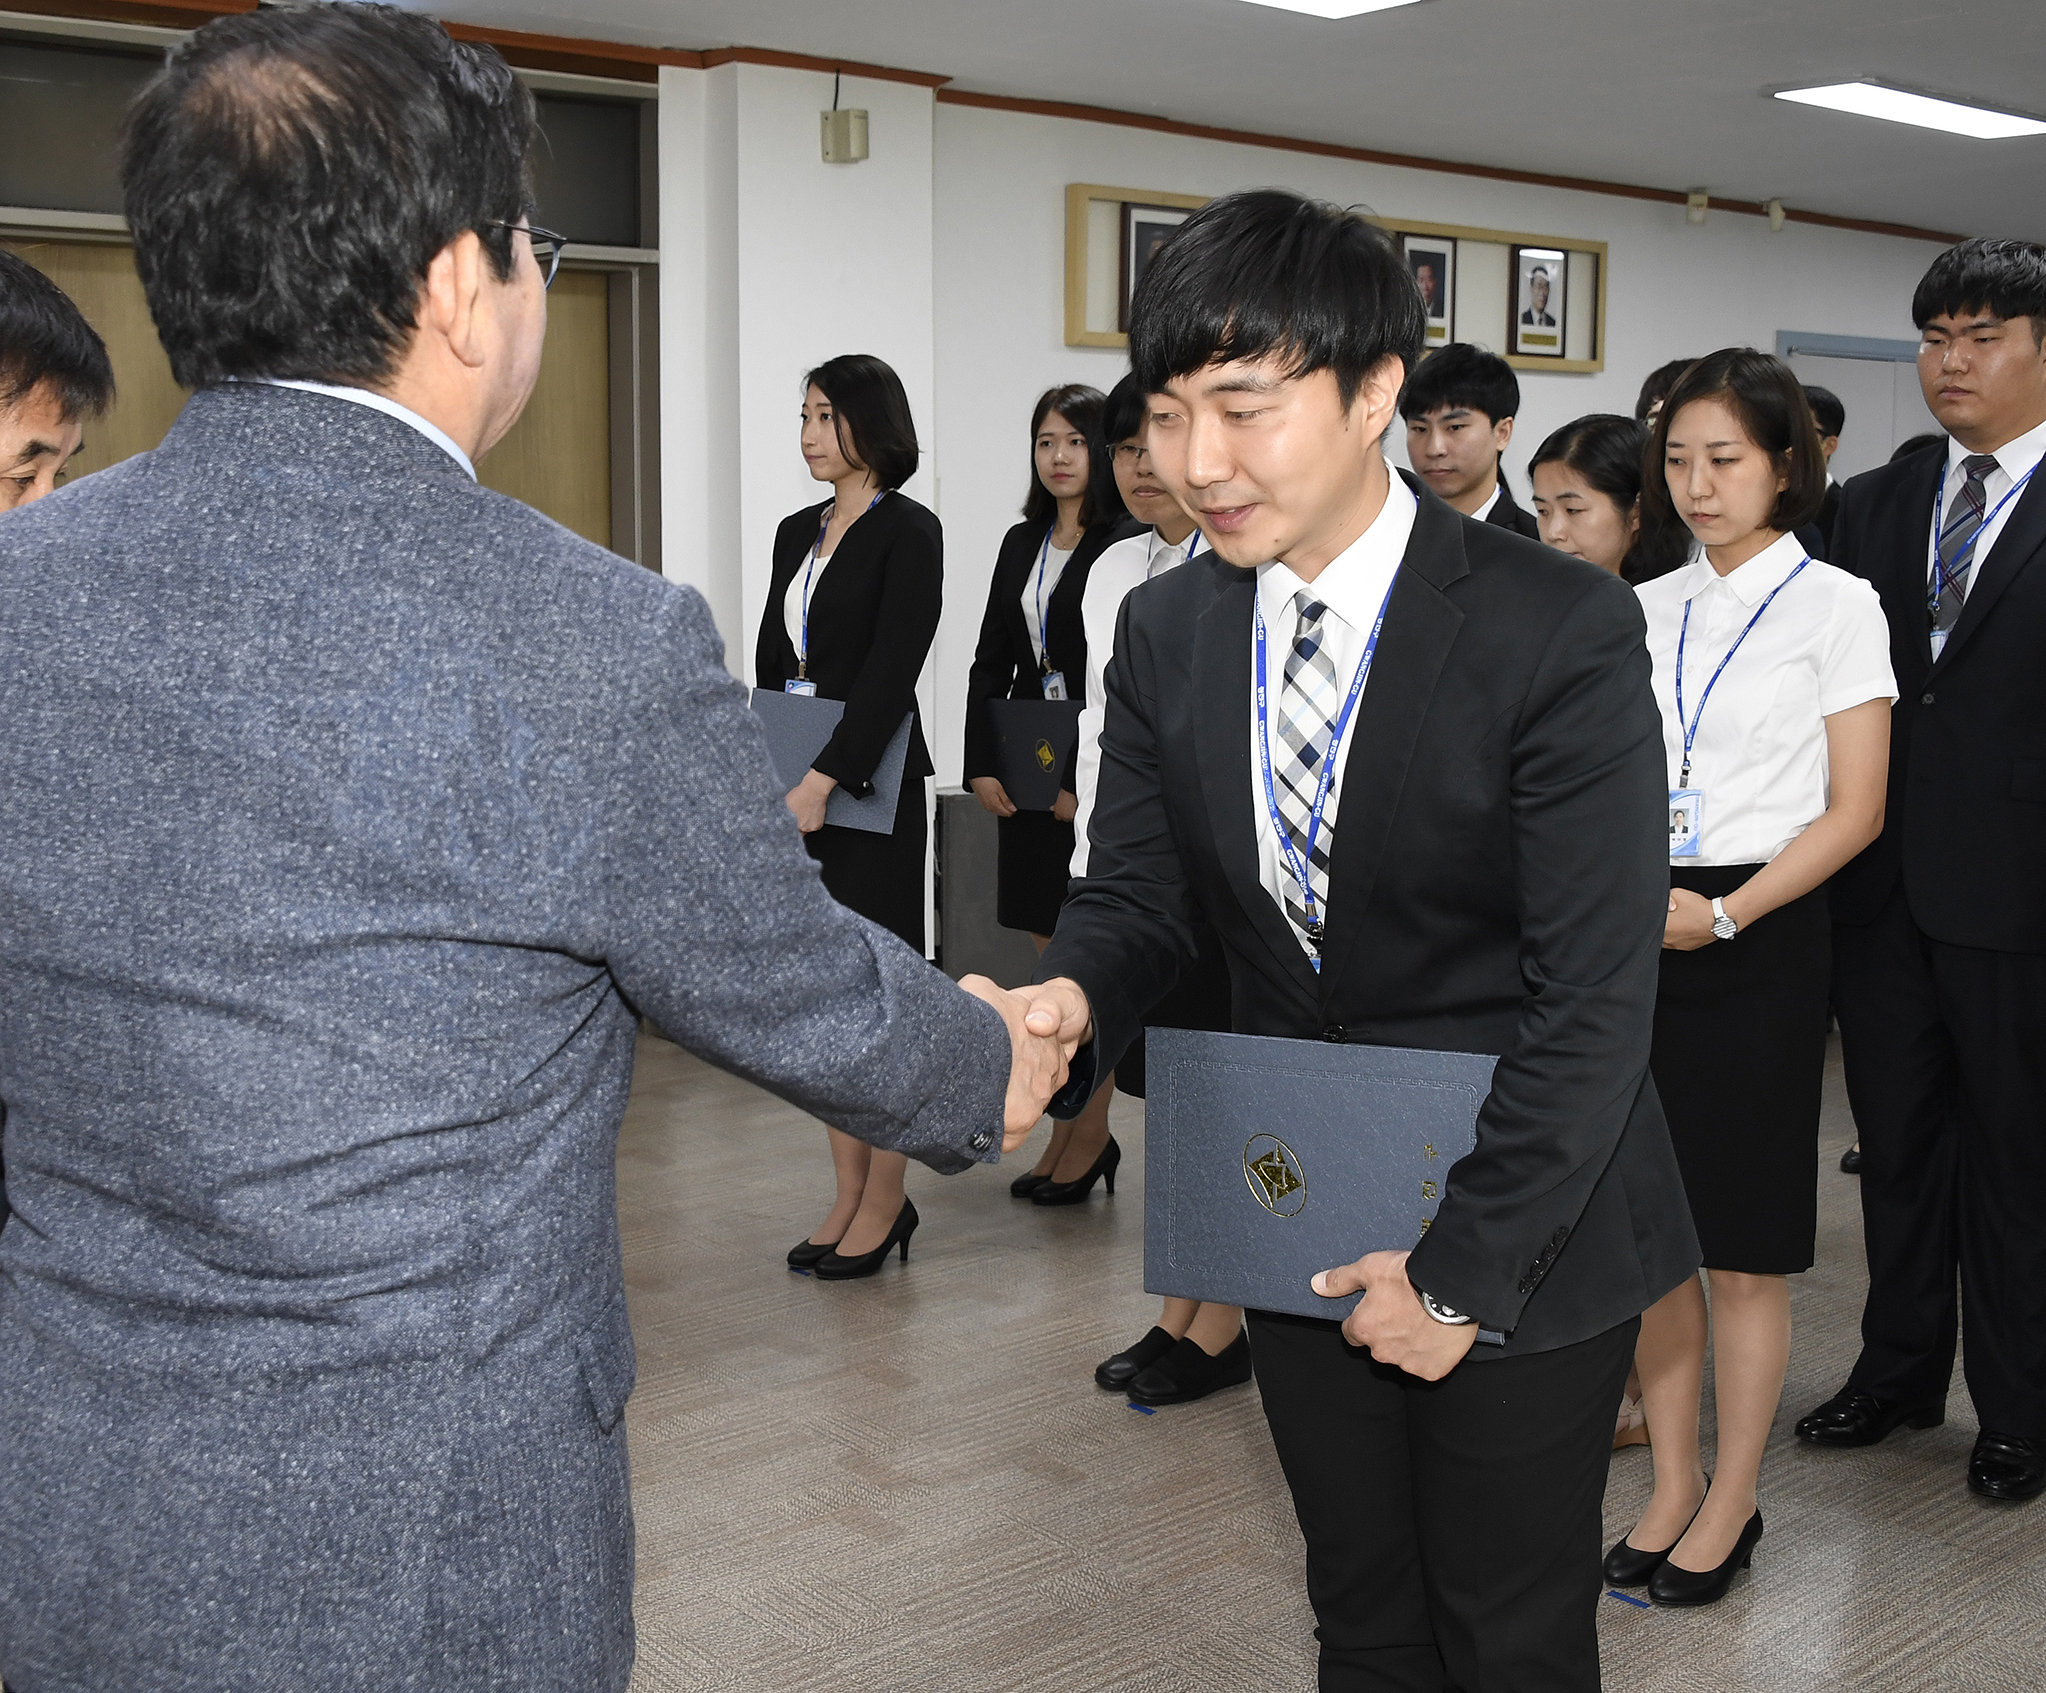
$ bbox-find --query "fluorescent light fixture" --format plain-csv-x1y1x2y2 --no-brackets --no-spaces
1773,81,2046,140
1235,0,1425,18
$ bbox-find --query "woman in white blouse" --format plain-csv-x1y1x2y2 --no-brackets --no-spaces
1605,350,1896,1606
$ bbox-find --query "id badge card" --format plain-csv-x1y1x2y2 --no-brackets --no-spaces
1668,788,1703,858
785,678,818,697
1040,669,1068,702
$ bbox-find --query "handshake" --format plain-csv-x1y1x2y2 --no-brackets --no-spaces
958,975,1095,1153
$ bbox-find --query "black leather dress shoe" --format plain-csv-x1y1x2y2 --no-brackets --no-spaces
1839,1143,1864,1174
1094,1326,1176,1391
1009,1169,1053,1199
1968,1432,2046,1502
1795,1387,1943,1447
1127,1332,1252,1407
1602,1492,1707,1588
787,1237,835,1270
1649,1510,1763,1607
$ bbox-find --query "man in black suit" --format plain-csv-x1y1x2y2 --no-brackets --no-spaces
1018,191,1699,1690
1797,239,2046,1504
1399,341,1541,538
1521,265,1557,326
1803,383,1846,555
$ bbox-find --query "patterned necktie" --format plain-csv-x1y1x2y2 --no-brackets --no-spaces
1273,592,1345,952
1932,453,2001,636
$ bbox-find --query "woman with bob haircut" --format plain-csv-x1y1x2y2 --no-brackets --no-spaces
1529,412,1686,584
758,352,945,1280
1605,348,1896,1605
962,382,1132,1206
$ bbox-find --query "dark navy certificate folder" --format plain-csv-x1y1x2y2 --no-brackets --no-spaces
988,698,1083,811
1144,1028,1498,1324
748,690,912,835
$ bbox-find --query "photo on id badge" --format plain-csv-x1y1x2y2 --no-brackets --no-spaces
1669,789,1702,858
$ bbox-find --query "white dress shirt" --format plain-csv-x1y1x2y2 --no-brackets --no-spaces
1926,416,2046,658
1023,534,1074,669
783,549,833,656
1070,526,1206,876
1250,477,1417,947
1638,532,1896,867
251,378,475,478
1471,483,1502,525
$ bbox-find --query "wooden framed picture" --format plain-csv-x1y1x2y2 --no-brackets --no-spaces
1119,202,1194,331
1509,245,1568,359
1399,234,1455,346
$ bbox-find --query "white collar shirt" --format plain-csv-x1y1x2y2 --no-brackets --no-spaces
1927,416,2046,657
1471,483,1502,525
250,378,476,479
1638,532,1896,867
1250,476,1417,952
1070,526,1206,877
1022,530,1076,669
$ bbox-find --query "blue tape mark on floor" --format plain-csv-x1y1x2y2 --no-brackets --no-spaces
1127,1403,1157,1415
788,1268,812,1277
1605,1590,1650,1608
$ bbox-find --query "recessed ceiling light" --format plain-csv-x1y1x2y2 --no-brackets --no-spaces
1235,1,1425,18
1773,81,2046,140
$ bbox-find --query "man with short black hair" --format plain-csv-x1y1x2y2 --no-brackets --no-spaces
0,7,1061,1688
0,248,113,513
1804,382,1847,552
1022,189,1698,1690
1800,237,2046,1507
1399,340,1540,537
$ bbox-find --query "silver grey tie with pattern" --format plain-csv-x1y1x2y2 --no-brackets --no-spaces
1274,591,1345,953
1932,453,2000,638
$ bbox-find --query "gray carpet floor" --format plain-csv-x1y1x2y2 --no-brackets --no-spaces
617,1032,2044,1691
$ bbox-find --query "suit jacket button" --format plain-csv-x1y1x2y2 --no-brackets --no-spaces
1921,692,1934,706
1551,1226,1569,1246
1321,1025,1347,1043
971,1132,992,1151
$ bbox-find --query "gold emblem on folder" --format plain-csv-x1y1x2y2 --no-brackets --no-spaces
1034,738,1056,773
1243,1134,1307,1218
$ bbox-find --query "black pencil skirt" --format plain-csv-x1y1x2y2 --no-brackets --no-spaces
805,777,927,953
1650,863,1830,1275
995,809,1075,936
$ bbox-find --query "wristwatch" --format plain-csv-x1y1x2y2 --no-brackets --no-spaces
1417,1288,1476,1327
1711,896,1740,941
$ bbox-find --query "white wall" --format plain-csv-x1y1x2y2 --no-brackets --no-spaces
927,102,1945,786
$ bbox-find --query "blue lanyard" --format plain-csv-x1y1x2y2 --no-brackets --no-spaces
1927,457,2036,610
1673,556,1809,786
1034,527,1065,673
1147,528,1201,581
1254,572,1398,970
799,492,883,677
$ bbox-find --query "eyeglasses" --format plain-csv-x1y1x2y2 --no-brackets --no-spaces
1108,443,1151,464
484,220,568,290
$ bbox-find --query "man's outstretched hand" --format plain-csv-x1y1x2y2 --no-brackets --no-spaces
1312,1249,1476,1381
960,975,1093,1151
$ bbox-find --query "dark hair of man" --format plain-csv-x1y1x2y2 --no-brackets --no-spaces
1100,372,1147,448
1126,188,1424,411
1642,348,1827,535
119,3,535,390
0,249,115,419
1634,357,1696,421
1398,341,1520,425
1911,237,2046,342
804,354,920,491
1802,384,1845,440
1892,431,1947,464
1023,383,1122,529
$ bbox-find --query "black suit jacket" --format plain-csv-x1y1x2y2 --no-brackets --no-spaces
1042,477,1699,1355
1485,477,1541,541
1816,480,1843,557
757,492,942,795
961,516,1138,784
1829,443,2046,951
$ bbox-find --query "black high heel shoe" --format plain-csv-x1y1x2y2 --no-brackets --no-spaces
1032,1136,1120,1206
1602,1487,1708,1587
813,1199,919,1280
1095,1326,1176,1392
1648,1509,1763,1607
787,1237,838,1270
1009,1169,1054,1199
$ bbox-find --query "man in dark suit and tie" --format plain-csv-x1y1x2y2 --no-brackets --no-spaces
1399,341,1542,539
0,10,1063,1690
1797,238,2046,1505
1020,190,1699,1690
1804,383,1846,555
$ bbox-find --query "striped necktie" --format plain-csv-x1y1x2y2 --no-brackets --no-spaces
1932,453,2000,637
1273,591,1345,951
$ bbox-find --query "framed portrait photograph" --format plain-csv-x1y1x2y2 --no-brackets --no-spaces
1510,245,1568,358
1120,202,1193,330
1399,235,1455,345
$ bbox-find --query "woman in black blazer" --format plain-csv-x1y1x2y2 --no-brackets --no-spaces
756,353,941,1281
963,383,1131,1201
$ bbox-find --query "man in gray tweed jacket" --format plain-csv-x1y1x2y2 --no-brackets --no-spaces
0,10,1065,1690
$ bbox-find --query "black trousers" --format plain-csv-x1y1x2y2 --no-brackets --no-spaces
1247,1311,1637,1693
1833,890,2046,1437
